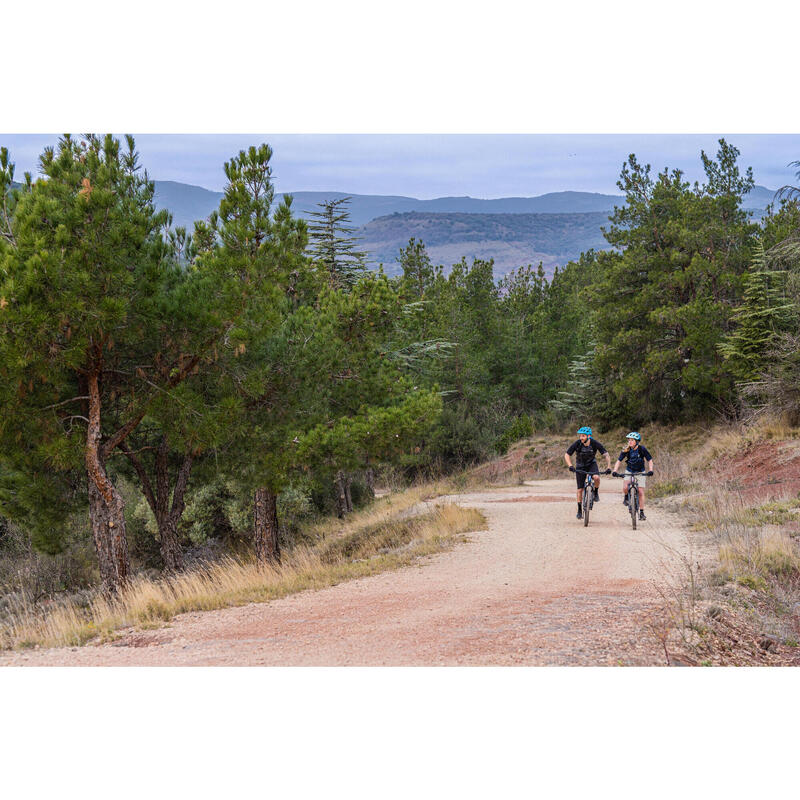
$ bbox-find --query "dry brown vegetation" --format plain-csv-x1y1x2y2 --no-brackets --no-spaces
644,416,800,665
0,486,485,651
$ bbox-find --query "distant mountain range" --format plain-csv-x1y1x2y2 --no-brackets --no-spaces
151,180,780,231
8,178,782,276
150,182,634,229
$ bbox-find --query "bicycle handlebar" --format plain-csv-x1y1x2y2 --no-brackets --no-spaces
571,467,612,475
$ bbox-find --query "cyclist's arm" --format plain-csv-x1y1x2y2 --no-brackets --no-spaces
604,451,612,468
612,458,623,473
564,452,573,469
646,458,654,472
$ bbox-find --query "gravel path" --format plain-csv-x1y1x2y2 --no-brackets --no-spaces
0,479,692,666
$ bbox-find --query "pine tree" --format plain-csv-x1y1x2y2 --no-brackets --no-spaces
398,237,435,299
306,197,367,290
0,136,269,591
588,139,759,423
0,136,191,591
549,344,599,420
211,145,311,564
718,239,794,382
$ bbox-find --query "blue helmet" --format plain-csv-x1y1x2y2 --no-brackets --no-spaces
626,431,641,441
577,426,592,436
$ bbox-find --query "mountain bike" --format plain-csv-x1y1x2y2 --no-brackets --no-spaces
573,467,612,527
612,471,651,529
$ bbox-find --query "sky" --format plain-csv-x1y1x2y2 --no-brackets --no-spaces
2,134,800,199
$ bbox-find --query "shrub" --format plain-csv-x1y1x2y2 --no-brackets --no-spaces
496,415,534,454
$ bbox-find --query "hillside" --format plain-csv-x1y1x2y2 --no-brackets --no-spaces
10,178,780,276
150,183,628,230
281,189,627,223
358,211,611,276
151,181,777,230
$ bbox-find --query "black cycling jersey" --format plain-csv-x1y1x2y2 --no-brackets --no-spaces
618,444,652,473
566,437,607,468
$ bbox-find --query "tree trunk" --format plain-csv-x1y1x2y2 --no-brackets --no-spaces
121,437,193,574
86,370,129,594
253,487,280,564
87,477,129,593
335,470,349,518
157,515,183,573
154,439,191,573
344,475,354,513
365,467,375,498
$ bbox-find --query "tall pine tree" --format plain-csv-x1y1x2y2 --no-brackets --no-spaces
306,197,367,290
718,239,794,382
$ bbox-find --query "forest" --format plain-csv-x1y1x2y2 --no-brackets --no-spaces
1,134,799,604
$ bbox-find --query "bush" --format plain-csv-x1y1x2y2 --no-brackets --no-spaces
496,415,534,453
181,477,251,546
427,403,500,466
277,481,317,546
0,516,97,611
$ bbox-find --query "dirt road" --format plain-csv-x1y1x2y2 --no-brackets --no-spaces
0,479,693,666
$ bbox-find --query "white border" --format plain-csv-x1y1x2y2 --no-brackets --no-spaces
5,2,800,132
3,2,799,795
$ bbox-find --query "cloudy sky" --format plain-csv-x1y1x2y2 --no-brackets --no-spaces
3,134,799,198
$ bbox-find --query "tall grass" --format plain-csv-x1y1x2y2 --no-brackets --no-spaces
1,500,485,651
643,416,800,662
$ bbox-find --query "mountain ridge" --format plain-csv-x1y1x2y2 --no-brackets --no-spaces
151,180,779,232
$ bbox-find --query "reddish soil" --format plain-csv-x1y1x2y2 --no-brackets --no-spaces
468,439,566,484
724,440,800,502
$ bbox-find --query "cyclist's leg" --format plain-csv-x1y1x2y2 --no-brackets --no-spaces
576,471,584,513
622,475,631,503
589,463,600,501
636,472,646,508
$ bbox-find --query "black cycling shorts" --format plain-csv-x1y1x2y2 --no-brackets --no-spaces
575,461,599,488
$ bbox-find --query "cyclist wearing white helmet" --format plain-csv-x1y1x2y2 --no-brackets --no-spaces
612,432,654,521
564,426,612,519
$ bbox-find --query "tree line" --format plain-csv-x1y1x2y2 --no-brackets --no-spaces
0,137,440,593
1,136,798,596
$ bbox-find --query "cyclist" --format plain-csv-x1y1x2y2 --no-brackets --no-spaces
611,432,654,521
564,426,612,519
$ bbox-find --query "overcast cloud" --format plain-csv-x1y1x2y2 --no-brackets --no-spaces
2,134,799,198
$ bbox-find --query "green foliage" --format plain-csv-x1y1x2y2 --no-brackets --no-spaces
718,240,794,382
0,135,187,553
307,197,368,289
588,139,759,423
398,237,436,299
549,343,599,422
496,415,533,454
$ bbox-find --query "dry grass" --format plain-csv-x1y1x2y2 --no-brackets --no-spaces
642,415,800,664
1,499,485,651
718,528,800,585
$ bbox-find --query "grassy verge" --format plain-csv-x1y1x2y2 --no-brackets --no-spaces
644,416,800,664
1,497,485,651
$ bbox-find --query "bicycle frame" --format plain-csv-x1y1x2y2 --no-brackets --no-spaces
617,472,644,529
574,468,602,528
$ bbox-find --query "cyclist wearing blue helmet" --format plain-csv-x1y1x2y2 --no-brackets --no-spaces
612,432,654,521
564,426,612,519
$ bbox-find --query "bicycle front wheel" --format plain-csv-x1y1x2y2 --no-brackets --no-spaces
583,487,590,527
630,486,637,530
